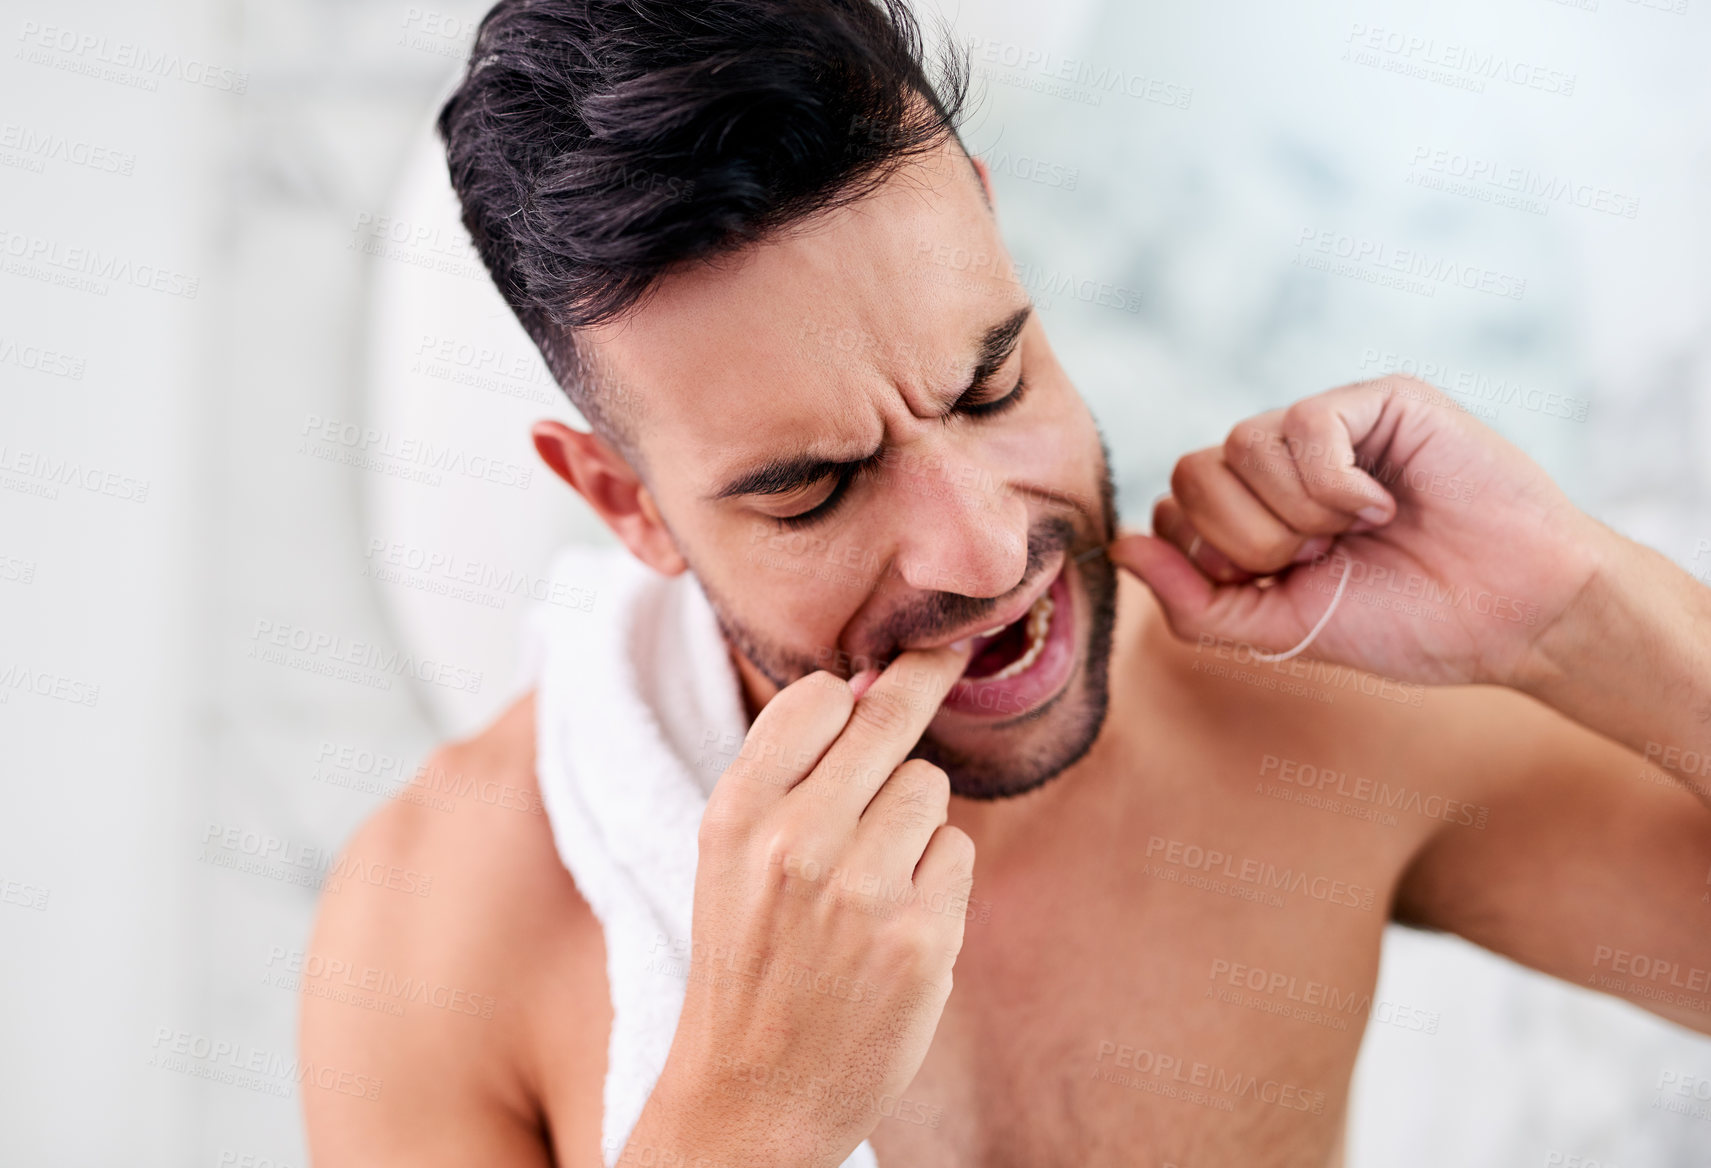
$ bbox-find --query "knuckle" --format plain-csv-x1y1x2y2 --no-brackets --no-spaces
879,782,945,835
895,759,950,800
938,825,976,871
1224,423,1270,464
1169,458,1204,508
697,798,742,849
1280,398,1328,438
850,688,910,737
761,820,831,877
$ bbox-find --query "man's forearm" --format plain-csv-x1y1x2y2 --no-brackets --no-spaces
1516,515,1711,802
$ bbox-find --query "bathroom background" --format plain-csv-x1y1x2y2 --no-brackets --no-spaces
3,0,1709,1162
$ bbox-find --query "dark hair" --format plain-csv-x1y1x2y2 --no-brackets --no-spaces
437,0,970,443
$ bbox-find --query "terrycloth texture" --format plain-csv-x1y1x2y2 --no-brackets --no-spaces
527,544,880,1168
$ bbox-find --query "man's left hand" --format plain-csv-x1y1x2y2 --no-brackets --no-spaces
1111,375,1608,687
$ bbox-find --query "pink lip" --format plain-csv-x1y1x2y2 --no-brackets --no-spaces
936,564,1076,721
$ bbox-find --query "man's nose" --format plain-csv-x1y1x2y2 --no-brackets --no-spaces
887,450,1029,598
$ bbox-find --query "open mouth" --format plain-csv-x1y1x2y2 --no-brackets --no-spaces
939,563,1077,720
963,589,1056,680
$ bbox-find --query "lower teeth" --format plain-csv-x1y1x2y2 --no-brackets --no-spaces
986,592,1054,681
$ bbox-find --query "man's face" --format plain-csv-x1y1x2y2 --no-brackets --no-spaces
583,142,1118,799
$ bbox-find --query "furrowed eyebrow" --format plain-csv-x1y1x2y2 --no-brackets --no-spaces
709,305,1033,502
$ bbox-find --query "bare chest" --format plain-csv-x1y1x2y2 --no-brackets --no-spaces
863,817,1397,1168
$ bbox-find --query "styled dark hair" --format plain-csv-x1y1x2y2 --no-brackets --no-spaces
437,0,970,443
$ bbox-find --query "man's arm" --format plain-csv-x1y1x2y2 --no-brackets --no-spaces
1111,374,1711,1032
1393,685,1711,1035
301,788,548,1165
1514,520,1711,804
300,697,610,1166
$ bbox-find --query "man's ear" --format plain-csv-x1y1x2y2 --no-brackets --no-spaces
970,154,996,207
531,420,687,577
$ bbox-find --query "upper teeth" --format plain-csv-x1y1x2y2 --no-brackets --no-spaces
977,626,1006,638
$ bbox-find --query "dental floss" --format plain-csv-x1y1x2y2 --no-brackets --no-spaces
1078,539,1354,663
1246,551,1352,663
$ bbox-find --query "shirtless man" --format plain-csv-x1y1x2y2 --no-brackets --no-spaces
301,1,1711,1164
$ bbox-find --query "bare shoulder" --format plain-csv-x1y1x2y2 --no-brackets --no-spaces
301,693,611,1167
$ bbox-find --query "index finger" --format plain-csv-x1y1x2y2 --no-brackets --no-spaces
790,643,972,817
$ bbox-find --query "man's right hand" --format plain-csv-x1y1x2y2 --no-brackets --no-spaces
625,644,976,1168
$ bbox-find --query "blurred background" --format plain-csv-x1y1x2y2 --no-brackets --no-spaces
3,0,1710,1163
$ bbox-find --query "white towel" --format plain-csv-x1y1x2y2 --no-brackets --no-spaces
527,543,880,1168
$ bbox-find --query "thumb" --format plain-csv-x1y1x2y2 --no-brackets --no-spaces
1107,533,1217,636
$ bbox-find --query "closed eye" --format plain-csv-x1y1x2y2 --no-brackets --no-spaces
956,372,1027,419
768,459,873,529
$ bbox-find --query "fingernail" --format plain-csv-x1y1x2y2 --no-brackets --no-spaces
1356,505,1389,525
949,638,972,654
849,668,880,699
